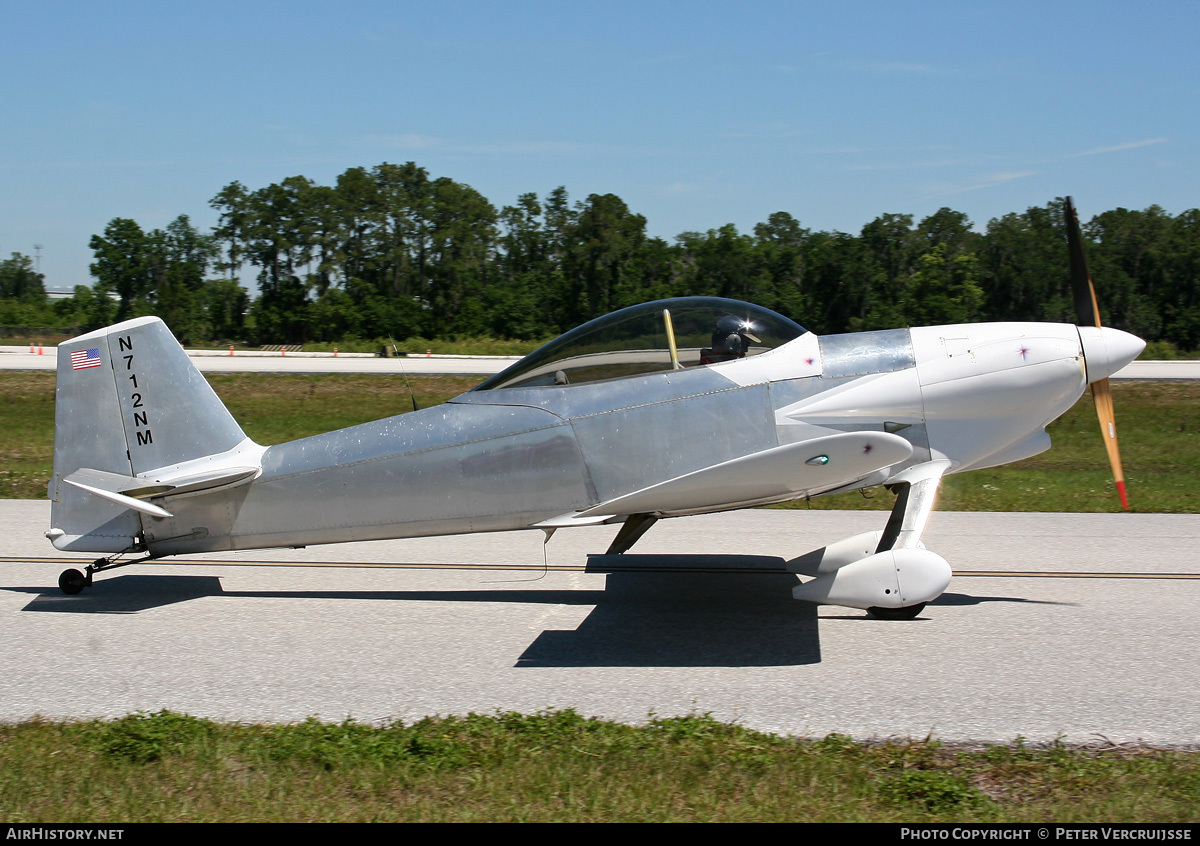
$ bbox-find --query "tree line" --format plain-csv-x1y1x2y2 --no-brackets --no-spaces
6,161,1199,350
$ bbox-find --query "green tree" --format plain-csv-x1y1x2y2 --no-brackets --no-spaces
754,211,810,321
203,278,249,342
493,192,554,339
210,180,252,282
145,215,220,343
332,162,438,339
530,186,578,332
1163,209,1200,349
900,244,984,326
224,176,325,344
89,218,152,322
565,193,648,323
58,285,112,330
1087,205,1171,341
979,200,1073,324
916,207,979,258
0,253,46,304
675,224,765,302
425,177,497,336
855,212,916,330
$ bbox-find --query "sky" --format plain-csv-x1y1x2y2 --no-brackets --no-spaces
2,0,1198,290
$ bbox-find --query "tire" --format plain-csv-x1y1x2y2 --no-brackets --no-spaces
868,603,926,621
59,569,87,596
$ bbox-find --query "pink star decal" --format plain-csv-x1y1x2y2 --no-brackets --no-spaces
805,357,815,365
1019,346,1030,360
862,443,873,454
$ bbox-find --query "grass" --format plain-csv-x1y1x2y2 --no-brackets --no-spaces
1,710,1197,822
303,335,552,357
3,371,1196,511
0,335,552,356
0,373,57,500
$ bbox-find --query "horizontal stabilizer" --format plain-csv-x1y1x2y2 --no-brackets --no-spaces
62,464,261,518
569,431,913,521
63,470,173,518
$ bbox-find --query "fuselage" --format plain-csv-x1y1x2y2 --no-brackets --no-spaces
138,319,1141,558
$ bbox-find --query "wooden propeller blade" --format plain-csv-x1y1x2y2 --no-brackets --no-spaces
1091,377,1129,510
1066,196,1130,510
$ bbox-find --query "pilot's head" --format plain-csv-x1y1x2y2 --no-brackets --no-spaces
712,315,760,358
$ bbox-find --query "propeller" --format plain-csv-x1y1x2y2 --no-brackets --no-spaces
1064,196,1130,510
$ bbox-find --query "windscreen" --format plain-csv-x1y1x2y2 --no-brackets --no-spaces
474,297,805,391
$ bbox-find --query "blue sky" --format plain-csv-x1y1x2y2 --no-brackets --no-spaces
2,0,1197,290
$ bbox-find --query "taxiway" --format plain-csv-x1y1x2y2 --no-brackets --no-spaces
4,501,1198,746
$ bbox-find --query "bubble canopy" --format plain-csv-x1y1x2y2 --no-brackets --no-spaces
473,297,806,391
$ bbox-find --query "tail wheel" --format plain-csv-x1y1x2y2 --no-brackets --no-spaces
58,569,87,596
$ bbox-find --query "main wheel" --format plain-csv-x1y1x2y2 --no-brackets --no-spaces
58,569,87,596
868,603,926,621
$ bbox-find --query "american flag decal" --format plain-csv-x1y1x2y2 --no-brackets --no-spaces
70,348,102,371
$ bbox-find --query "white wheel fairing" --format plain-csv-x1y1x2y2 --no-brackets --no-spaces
792,548,952,610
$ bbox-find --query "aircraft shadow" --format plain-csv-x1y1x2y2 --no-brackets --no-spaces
15,575,224,614
516,572,821,668
12,568,822,667
11,574,609,614
12,573,1065,666
932,592,1077,608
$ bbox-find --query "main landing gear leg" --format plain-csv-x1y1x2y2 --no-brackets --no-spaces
866,459,951,621
606,513,659,555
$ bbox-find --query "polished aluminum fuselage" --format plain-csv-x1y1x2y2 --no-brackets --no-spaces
143,353,795,555
51,312,1141,561
140,319,1102,558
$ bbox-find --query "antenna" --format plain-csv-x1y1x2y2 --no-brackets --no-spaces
390,337,419,412
33,244,43,274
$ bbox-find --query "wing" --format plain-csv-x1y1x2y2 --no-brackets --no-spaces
536,431,914,527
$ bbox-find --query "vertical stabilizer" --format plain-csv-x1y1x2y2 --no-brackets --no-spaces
48,317,251,552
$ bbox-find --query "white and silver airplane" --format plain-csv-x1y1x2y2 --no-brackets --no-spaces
45,199,1144,619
